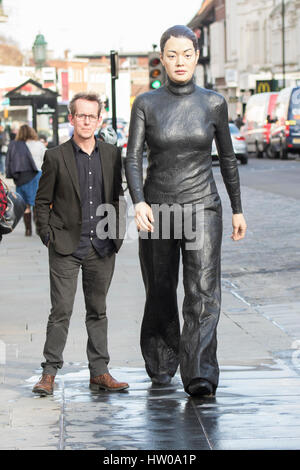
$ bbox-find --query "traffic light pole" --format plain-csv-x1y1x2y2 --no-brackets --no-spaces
110,50,119,133
111,77,117,133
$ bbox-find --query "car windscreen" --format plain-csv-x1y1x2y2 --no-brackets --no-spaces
288,88,300,122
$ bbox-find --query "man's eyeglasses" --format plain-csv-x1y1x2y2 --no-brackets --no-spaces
75,113,99,122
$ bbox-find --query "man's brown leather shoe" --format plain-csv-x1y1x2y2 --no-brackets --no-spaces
90,372,129,392
32,374,55,396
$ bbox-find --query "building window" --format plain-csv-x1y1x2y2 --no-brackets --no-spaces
130,57,138,66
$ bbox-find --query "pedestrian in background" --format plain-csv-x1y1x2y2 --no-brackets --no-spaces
0,124,10,176
0,178,7,243
9,122,19,141
234,114,244,129
6,125,45,236
32,92,128,396
38,134,49,148
126,25,247,397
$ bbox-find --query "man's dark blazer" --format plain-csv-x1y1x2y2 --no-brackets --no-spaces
35,138,126,255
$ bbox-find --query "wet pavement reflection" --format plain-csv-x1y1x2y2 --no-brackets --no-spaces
25,361,300,450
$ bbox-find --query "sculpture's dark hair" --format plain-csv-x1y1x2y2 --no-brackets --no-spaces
160,25,199,54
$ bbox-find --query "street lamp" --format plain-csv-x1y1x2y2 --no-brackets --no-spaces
282,0,286,88
32,33,47,68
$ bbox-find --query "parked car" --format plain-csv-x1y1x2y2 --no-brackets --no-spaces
211,123,248,164
268,87,300,159
242,92,278,158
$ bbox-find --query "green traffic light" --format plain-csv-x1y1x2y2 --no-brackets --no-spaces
151,80,162,89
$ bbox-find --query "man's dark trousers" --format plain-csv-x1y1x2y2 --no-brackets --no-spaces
42,245,115,377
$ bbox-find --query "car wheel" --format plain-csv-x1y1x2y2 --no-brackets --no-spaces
269,144,280,158
255,142,264,158
265,144,273,159
240,155,248,165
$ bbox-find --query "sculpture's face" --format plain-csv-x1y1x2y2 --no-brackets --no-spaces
161,36,199,84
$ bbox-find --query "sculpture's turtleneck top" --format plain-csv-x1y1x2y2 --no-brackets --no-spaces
125,77,242,214
166,77,196,96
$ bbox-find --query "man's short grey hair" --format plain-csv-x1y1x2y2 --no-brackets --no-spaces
69,92,102,117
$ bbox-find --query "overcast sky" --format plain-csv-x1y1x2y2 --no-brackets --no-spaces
1,0,202,56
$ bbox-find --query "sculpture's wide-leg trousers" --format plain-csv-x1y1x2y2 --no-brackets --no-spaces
139,195,223,392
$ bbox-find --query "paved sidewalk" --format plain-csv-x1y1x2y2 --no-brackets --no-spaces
1,169,300,450
20,363,300,450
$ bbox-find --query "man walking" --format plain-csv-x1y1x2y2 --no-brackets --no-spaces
33,92,128,396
